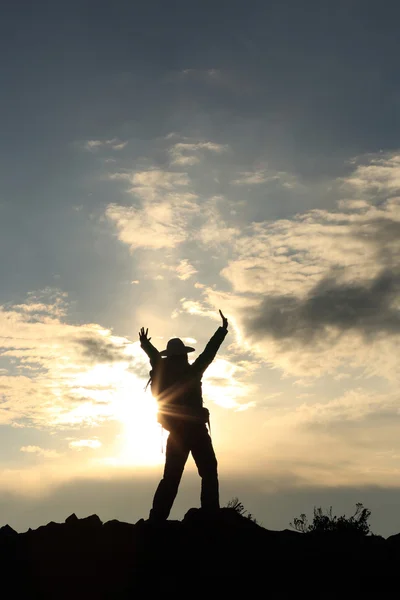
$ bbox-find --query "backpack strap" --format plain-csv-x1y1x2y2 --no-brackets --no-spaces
160,423,165,454
144,377,151,392
144,368,154,392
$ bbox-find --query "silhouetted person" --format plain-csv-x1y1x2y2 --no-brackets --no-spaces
139,310,228,521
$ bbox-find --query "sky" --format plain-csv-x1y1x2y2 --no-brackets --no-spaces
0,0,400,536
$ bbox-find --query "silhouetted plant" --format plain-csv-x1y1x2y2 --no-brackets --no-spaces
226,497,258,523
290,503,371,535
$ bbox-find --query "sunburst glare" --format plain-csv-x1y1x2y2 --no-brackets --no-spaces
66,363,164,466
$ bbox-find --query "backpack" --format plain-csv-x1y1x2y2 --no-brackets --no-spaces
145,360,210,432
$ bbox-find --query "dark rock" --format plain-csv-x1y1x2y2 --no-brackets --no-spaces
0,510,398,597
387,531,400,544
65,513,78,525
104,518,135,530
0,524,18,537
30,520,64,536
66,513,102,529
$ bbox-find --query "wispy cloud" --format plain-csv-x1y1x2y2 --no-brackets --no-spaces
20,446,60,458
175,259,198,280
69,439,102,450
257,388,400,486
196,196,240,249
111,141,128,151
84,140,103,150
120,169,190,190
106,168,198,250
232,168,301,188
152,259,198,281
168,68,222,83
169,141,228,166
202,358,258,410
180,68,221,77
83,139,128,152
106,198,197,250
343,153,400,196
232,170,270,185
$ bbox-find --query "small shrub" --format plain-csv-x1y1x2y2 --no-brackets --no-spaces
226,497,258,524
290,503,371,535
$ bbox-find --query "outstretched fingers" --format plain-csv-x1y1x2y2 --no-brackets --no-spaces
139,327,151,342
219,309,228,329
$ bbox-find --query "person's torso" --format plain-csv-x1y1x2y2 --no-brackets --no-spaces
160,362,203,409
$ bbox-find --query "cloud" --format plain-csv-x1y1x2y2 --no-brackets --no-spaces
244,269,400,343
106,199,196,250
169,141,228,166
159,259,198,281
84,140,103,150
222,197,400,295
78,336,129,364
196,196,240,248
202,358,258,410
176,154,400,379
12,301,66,318
10,288,68,319
232,169,270,185
182,68,221,77
83,139,127,152
109,169,190,196
297,389,399,427
248,386,400,491
171,68,222,82
106,169,199,250
263,388,400,456
69,439,102,450
0,289,147,429
20,446,60,458
232,167,302,188
175,259,198,280
106,151,238,254
104,144,399,381
111,141,128,151
343,154,400,196
169,68,246,95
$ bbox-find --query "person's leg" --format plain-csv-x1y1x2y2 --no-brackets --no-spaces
149,429,190,521
191,425,219,511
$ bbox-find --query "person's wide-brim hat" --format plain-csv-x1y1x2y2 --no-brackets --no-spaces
160,338,195,357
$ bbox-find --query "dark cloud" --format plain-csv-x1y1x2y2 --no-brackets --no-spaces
302,405,400,440
78,337,128,364
244,269,400,343
355,217,400,264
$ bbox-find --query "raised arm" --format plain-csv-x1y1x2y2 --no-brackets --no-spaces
139,327,161,367
192,310,228,376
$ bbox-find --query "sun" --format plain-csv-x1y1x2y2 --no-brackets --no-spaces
109,368,165,466
69,363,165,466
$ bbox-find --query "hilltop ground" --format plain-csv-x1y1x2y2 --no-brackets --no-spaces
0,508,398,597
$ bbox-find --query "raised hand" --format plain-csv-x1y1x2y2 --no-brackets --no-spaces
219,309,228,330
139,327,151,343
